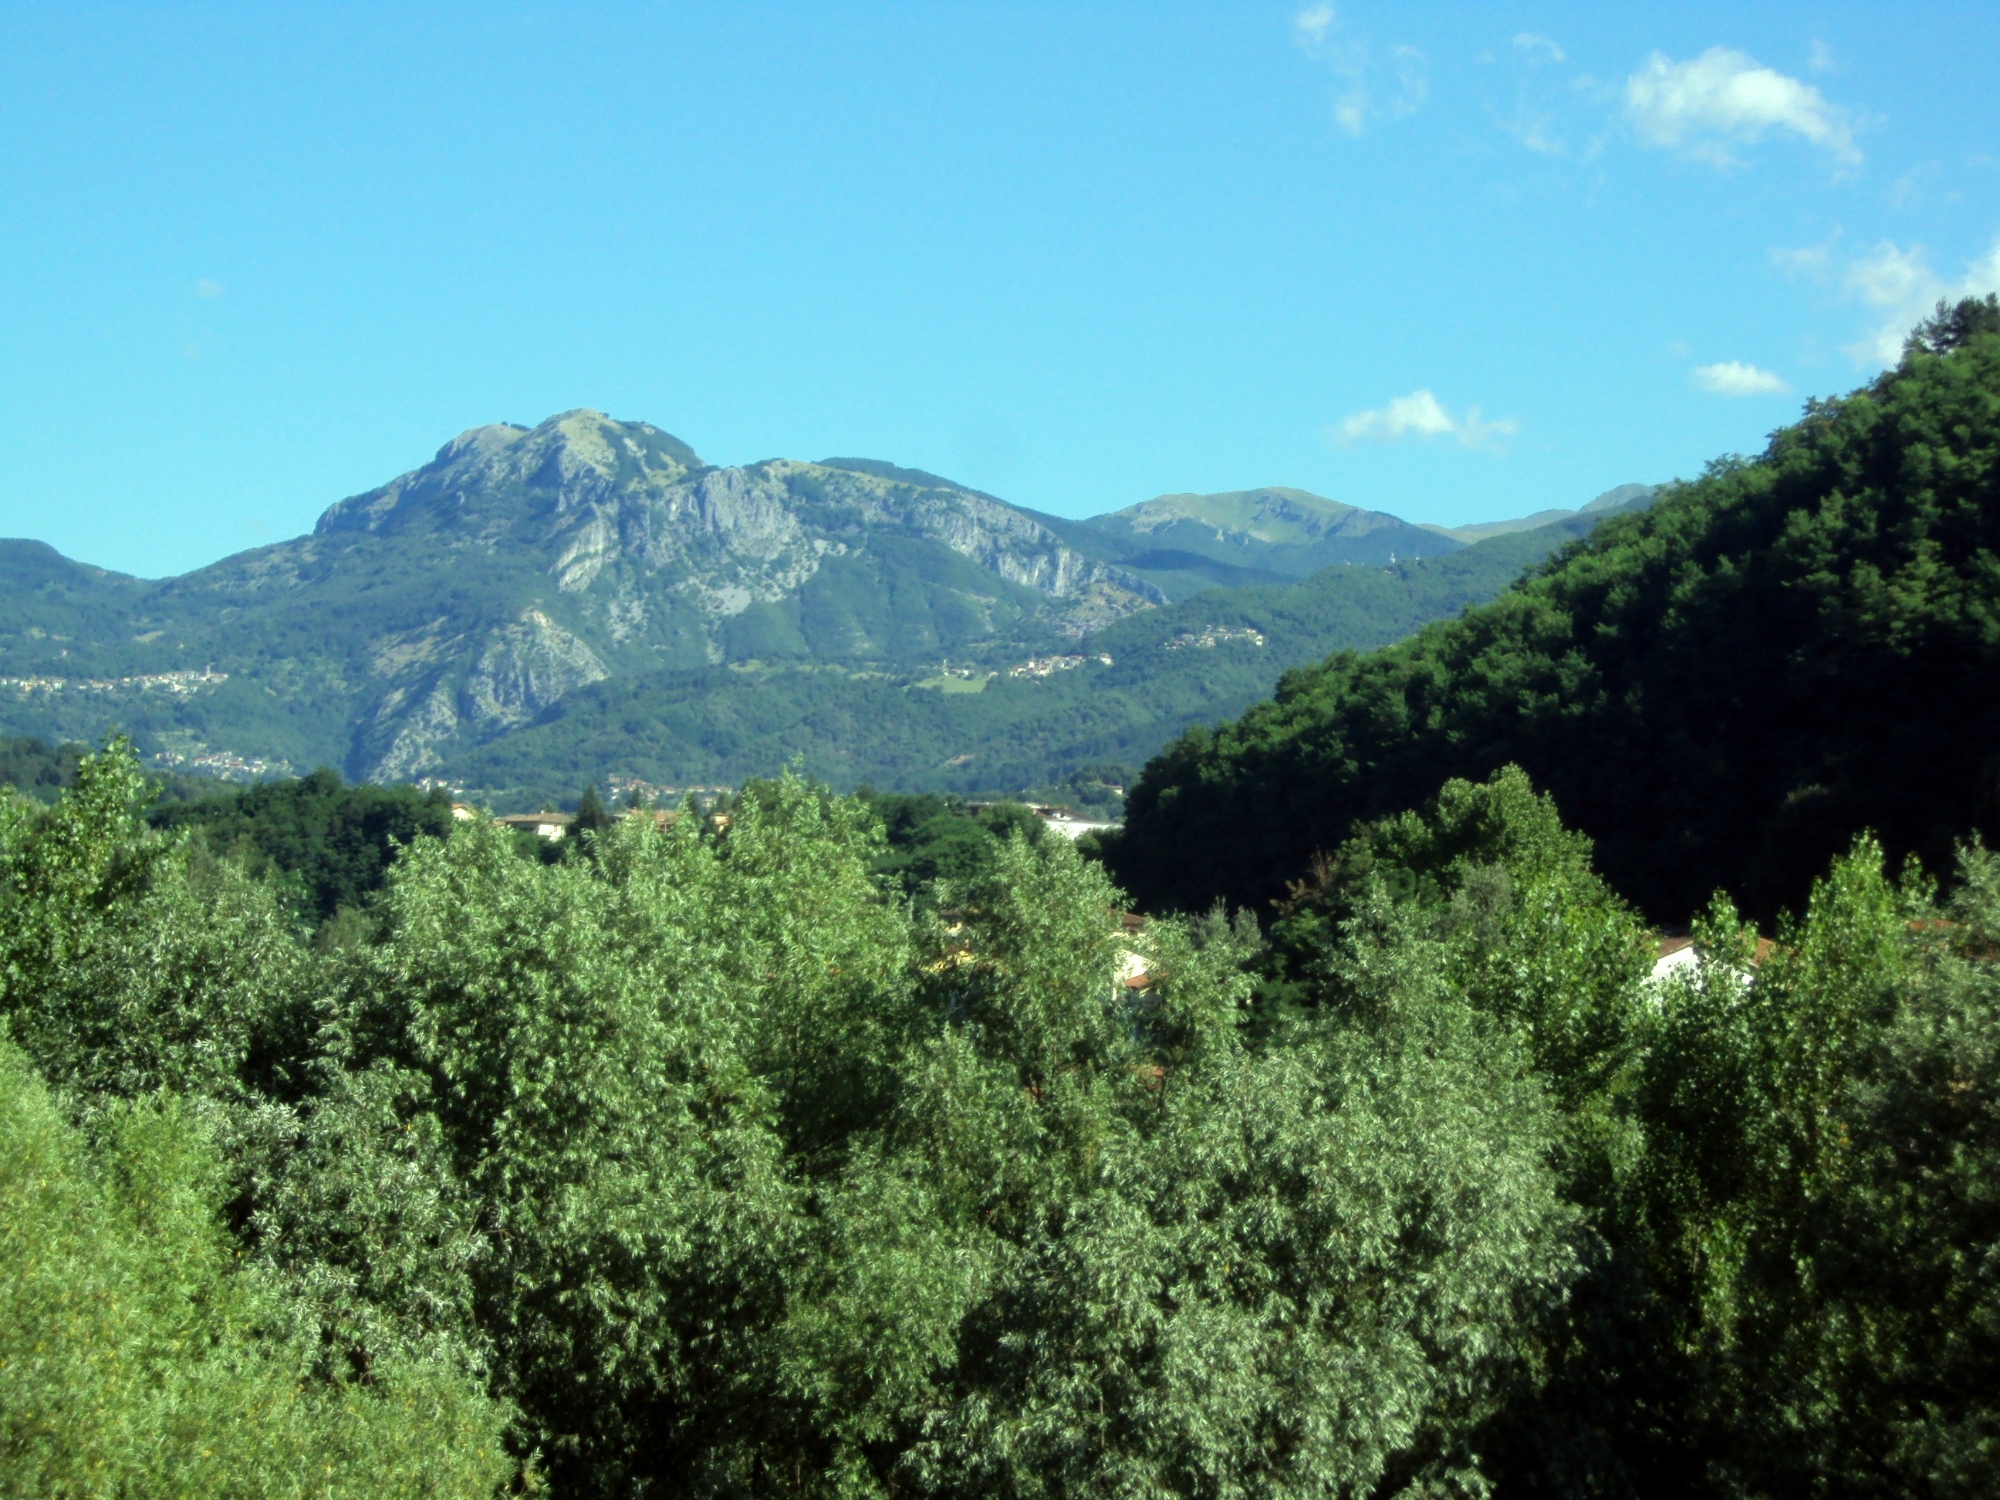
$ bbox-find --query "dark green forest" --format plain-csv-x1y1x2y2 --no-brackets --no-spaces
146,769,456,920
1110,301,2000,927
5,307,2000,1495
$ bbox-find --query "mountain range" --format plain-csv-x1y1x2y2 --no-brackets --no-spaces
0,410,1652,805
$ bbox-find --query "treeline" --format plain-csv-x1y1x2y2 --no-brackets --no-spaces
146,767,456,920
0,740,1069,928
1108,299,2000,927
0,732,232,809
4,742,1998,1495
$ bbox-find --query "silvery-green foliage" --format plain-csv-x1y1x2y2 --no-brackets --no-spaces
1,748,1590,1497
906,843,1576,1500
0,1035,514,1498
0,739,320,1106
247,1060,494,1387
285,775,952,1492
1724,844,2000,1497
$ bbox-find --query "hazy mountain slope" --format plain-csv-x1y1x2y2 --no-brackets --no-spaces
0,542,148,663
1078,487,1462,598
438,517,1593,804
1418,484,1657,544
1011,509,1306,600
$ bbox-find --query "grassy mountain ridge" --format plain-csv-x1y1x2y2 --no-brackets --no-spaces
1080,485,1462,594
1417,482,1657,544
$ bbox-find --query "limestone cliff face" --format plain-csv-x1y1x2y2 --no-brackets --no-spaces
368,608,610,780
287,410,1162,778
323,410,1156,619
465,610,609,733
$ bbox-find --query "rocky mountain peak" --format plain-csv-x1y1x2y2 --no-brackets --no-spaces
315,411,704,539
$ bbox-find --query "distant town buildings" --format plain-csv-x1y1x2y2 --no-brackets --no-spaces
1163,625,1264,651
495,812,576,841
1006,653,1114,679
0,669,228,696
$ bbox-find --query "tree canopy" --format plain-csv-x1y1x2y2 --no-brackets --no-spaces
146,765,454,921
0,742,1594,1495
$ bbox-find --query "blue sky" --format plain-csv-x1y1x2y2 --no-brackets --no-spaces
2,3,1996,578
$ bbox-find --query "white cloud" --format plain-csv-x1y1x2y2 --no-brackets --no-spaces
1843,236,2000,363
1340,389,1453,441
1336,389,1516,449
1691,361,1790,396
1806,40,1836,74
1294,5,1427,138
195,278,224,299
1770,238,1837,281
1513,33,1565,64
1625,47,1858,166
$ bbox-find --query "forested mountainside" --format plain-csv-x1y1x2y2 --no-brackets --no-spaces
1109,302,2000,927
0,408,1638,802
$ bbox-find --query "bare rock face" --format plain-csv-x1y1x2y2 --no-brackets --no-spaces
464,610,610,734
368,609,610,779
324,410,1155,620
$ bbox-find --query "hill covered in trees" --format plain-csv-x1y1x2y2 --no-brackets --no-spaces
1109,299,2000,927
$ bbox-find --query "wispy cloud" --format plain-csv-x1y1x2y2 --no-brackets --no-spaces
1691,361,1789,396
1841,236,2000,363
1294,4,1333,48
1770,237,1838,280
1513,33,1564,65
1482,30,1612,160
195,278,225,299
1335,389,1515,449
1294,5,1427,138
1625,47,1858,167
